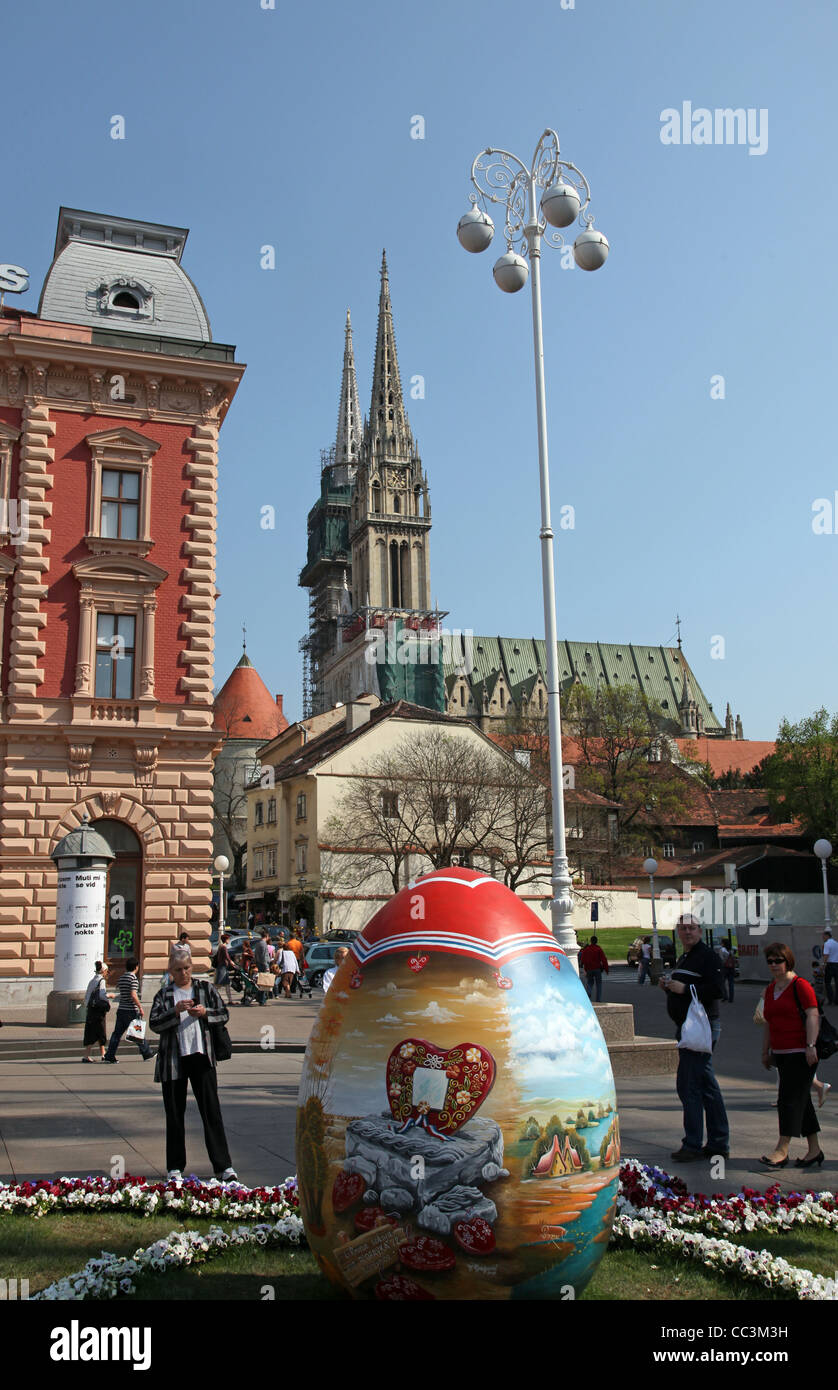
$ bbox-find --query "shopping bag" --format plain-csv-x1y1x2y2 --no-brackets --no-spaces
124,1017,147,1042
678,985,712,1053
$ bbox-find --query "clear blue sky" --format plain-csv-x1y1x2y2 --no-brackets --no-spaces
4,0,836,738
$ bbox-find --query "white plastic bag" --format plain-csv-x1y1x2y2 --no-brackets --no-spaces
678,984,712,1053
124,1018,147,1042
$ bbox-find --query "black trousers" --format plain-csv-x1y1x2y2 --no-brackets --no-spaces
161,1053,232,1174
774,1053,820,1138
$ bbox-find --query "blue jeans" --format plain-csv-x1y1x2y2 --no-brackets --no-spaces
585,970,603,1002
675,1020,728,1151
104,1008,153,1061
637,959,650,985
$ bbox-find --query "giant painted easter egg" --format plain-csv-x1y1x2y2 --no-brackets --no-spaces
296,869,620,1300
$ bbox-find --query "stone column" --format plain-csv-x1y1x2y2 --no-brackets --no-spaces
75,597,95,695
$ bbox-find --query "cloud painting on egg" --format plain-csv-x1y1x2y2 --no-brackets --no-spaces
296,868,620,1301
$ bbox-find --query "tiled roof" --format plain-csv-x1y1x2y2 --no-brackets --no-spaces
214,654,288,740
450,638,722,734
266,700,461,782
676,738,775,776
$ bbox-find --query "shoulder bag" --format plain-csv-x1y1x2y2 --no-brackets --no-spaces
199,981,233,1062
792,979,837,1061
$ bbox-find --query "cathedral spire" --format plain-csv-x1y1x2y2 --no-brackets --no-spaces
334,308,362,466
366,250,411,460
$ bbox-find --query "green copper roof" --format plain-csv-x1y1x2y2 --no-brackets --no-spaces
443,637,722,734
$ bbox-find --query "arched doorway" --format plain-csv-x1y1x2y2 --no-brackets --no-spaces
93,819,143,983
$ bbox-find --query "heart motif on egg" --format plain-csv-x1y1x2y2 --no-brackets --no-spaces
548,955,563,972
386,1038,496,1138
408,954,429,973
350,970,363,990
495,972,513,990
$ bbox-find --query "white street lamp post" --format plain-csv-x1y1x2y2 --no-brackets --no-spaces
643,857,662,981
814,839,833,933
457,130,609,970
214,854,230,935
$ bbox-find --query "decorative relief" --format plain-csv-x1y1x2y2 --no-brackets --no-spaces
140,665,155,697
50,374,88,401
134,745,157,787
89,371,105,409
7,366,23,405
74,662,91,694
99,791,120,816
67,743,94,786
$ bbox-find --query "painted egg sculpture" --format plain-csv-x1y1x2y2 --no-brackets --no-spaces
296,868,620,1300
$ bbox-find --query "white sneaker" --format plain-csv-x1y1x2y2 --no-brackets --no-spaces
215,1167,238,1182
166,1169,183,1182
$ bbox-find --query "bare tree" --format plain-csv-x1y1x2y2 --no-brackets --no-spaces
321,727,551,899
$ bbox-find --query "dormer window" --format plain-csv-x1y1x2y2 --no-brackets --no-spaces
89,277,154,322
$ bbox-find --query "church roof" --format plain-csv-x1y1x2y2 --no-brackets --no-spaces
675,737,775,777
214,652,288,740
445,638,722,735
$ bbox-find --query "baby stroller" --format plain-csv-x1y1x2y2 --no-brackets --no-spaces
229,962,263,1006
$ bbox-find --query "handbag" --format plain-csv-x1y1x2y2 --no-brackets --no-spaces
88,996,110,1015
124,1017,146,1041
256,972,274,990
792,979,838,1061
678,984,713,1053
210,1022,233,1061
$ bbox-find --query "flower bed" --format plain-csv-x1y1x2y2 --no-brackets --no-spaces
614,1161,838,1300
0,1174,299,1222
3,1165,836,1300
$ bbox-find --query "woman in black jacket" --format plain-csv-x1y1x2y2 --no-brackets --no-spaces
149,947,237,1183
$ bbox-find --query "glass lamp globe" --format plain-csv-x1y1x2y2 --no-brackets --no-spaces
572,227,610,271
541,180,581,229
214,854,230,874
642,857,658,877
457,206,495,253
814,839,833,861
493,250,528,293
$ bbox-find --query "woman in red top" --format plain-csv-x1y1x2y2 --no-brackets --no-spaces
760,941,823,1169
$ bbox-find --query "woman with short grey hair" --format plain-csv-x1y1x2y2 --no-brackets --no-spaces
149,946,237,1183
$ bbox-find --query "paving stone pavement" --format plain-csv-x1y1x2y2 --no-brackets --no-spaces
1,973,836,1195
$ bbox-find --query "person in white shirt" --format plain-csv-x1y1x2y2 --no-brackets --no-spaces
280,946,298,998
322,947,349,993
823,931,838,1006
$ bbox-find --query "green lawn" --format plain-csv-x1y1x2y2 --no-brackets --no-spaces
2,1211,828,1301
577,927,671,963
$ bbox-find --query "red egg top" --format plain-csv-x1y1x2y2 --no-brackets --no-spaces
351,868,564,969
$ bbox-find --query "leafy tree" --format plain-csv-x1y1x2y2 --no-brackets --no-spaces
763,709,838,842
564,684,695,856
519,1116,542,1142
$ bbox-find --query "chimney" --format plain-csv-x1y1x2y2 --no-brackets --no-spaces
346,701,372,733
275,694,284,715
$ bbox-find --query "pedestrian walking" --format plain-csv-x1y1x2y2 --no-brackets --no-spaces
659,914,729,1162
253,929,272,1005
280,945,299,998
103,958,154,1064
82,961,110,1062
579,935,609,1002
717,937,738,1002
636,937,652,985
759,942,823,1170
822,930,838,1006
213,932,234,1005
149,947,237,1183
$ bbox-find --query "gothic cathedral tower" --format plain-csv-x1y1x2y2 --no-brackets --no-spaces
299,255,435,714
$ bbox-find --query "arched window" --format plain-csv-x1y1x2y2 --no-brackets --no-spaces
112,290,140,310
392,494,400,514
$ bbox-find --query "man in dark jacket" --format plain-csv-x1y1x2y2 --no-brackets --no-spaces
579,936,609,1002
659,914,729,1163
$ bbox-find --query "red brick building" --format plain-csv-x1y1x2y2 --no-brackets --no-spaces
0,208,244,1001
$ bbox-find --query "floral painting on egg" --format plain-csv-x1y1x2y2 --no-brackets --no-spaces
296,868,620,1300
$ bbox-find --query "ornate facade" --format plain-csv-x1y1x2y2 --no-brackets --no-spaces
0,208,243,1000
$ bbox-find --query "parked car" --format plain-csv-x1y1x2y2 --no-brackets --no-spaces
323,926,360,942
626,935,676,967
303,941,348,989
